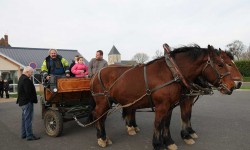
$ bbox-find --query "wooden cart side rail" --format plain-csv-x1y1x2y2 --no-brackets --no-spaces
57,77,91,93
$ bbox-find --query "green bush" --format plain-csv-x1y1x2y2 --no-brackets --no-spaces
235,60,250,77
243,77,250,82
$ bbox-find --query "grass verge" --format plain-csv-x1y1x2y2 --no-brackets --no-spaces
240,86,250,90
10,92,41,98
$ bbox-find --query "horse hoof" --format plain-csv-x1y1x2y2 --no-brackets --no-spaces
190,133,198,139
106,137,112,145
98,138,107,147
134,126,140,132
167,144,178,150
184,138,195,145
127,126,137,135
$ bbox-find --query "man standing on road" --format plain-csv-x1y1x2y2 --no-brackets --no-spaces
16,66,40,141
88,50,108,77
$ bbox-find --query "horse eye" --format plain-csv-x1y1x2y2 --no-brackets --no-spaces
227,64,232,66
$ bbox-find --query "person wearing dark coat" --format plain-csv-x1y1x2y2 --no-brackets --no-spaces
0,79,3,98
16,66,40,141
3,80,9,98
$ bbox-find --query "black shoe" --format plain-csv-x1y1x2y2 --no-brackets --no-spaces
21,136,26,139
27,135,40,141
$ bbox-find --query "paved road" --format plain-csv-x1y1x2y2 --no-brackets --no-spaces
0,90,249,150
242,82,250,87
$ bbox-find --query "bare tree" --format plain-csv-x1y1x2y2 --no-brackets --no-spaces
132,53,149,64
152,50,164,59
226,40,245,60
241,44,250,60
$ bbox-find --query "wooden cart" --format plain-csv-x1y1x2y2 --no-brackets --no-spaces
40,77,93,137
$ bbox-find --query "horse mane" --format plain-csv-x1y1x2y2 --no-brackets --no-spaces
146,56,165,65
225,51,234,60
146,44,223,66
171,44,208,60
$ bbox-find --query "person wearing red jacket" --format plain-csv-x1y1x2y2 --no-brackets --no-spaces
71,56,88,77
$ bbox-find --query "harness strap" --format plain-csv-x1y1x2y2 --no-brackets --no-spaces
164,53,180,81
151,79,177,93
163,44,191,89
98,69,106,93
143,66,155,112
90,73,104,97
192,95,200,105
90,73,97,93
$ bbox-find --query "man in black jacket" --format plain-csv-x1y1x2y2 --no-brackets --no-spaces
17,66,40,141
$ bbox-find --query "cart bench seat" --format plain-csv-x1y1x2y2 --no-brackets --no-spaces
44,77,92,102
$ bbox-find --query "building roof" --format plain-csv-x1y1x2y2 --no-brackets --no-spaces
108,45,120,55
117,60,138,66
0,47,88,69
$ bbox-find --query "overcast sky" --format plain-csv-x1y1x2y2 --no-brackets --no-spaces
1,0,249,61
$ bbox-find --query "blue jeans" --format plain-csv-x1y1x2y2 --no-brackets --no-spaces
20,102,34,138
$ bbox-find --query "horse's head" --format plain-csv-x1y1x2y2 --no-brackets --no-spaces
219,49,243,89
202,45,235,95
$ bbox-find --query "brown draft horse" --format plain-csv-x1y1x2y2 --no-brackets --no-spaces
179,49,243,145
90,45,235,150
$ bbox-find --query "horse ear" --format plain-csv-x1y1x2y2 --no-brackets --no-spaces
207,45,215,57
219,48,222,53
208,45,214,50
208,45,213,53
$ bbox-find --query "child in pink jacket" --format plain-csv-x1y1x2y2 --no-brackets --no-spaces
71,56,88,77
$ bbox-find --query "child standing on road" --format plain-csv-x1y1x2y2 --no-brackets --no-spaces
71,56,88,77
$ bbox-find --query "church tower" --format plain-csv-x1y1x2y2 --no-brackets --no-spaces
108,45,121,65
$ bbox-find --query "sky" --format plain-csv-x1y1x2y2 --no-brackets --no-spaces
1,0,249,61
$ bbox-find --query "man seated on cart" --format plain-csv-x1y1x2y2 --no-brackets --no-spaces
40,49,70,91
41,49,70,80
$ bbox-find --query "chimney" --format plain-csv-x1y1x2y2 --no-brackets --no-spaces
4,34,8,47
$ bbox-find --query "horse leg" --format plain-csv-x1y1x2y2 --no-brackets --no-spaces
153,109,177,150
131,110,140,132
162,110,178,150
123,109,138,135
180,96,197,145
93,99,112,147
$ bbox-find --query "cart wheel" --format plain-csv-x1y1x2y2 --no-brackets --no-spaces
44,110,63,137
